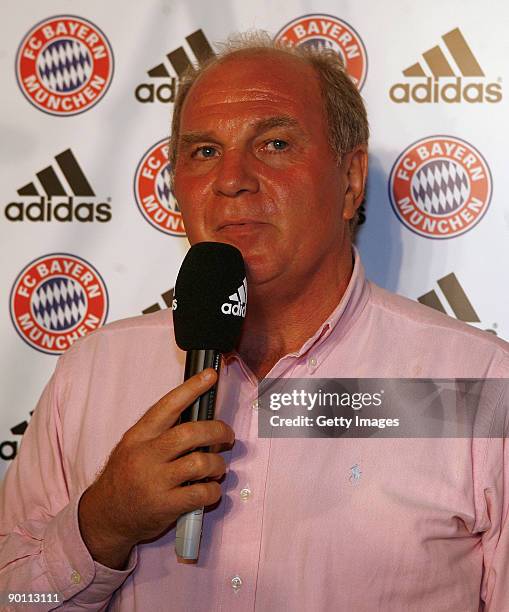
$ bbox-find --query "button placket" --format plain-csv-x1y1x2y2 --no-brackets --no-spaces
217,392,269,609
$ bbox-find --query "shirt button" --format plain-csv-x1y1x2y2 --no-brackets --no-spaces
308,357,317,369
239,487,251,501
231,575,243,591
251,400,259,410
70,570,81,584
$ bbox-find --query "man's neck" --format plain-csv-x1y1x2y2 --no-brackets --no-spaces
237,246,354,379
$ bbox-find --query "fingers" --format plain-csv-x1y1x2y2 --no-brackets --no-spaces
171,481,223,514
80,367,232,550
208,441,235,454
154,419,235,462
131,369,218,442
166,451,227,487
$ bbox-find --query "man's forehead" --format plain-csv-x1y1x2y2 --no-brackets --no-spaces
190,51,317,97
181,50,323,123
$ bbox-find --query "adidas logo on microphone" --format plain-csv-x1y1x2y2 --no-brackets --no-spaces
221,278,247,317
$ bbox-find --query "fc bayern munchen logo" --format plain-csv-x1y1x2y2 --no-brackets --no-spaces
275,14,367,89
389,136,492,239
15,15,114,117
134,138,185,237
10,253,108,355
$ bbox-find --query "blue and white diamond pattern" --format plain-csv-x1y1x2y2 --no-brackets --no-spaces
156,164,179,212
37,39,92,93
301,38,342,55
31,277,87,331
411,159,470,216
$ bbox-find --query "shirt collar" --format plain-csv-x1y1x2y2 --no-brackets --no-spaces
224,245,370,371
290,244,369,358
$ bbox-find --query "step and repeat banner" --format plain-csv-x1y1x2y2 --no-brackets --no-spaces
1,0,508,477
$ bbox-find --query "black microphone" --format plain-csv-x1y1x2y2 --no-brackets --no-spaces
172,241,247,561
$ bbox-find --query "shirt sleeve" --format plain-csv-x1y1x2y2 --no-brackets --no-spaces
479,371,509,611
0,361,138,611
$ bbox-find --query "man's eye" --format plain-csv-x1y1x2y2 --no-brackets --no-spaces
193,146,218,159
265,139,289,152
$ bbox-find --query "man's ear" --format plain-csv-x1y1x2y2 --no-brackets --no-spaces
342,145,368,221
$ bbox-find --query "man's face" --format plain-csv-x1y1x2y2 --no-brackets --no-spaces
173,51,358,289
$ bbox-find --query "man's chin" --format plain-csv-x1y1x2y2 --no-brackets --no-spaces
187,232,277,284
243,257,284,290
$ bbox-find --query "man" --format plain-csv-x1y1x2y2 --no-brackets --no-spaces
1,34,509,611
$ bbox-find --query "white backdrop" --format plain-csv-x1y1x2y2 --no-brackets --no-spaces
1,0,508,477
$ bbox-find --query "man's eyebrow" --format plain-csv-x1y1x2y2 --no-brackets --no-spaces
178,131,216,147
253,115,301,132
178,116,303,148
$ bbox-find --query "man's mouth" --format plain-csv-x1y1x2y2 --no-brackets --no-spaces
217,219,267,231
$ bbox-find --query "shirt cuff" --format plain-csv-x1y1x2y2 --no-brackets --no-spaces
43,492,137,603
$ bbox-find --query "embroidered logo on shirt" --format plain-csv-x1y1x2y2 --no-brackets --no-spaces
349,464,362,484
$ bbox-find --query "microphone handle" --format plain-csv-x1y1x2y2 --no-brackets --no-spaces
175,349,221,562
181,349,221,422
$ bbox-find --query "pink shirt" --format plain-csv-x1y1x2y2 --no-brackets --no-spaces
2,252,509,611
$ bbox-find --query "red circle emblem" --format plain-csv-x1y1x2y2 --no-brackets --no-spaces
16,15,114,116
389,136,492,239
275,14,368,89
134,138,185,237
10,253,109,355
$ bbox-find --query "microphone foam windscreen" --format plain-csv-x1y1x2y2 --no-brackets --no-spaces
173,242,247,352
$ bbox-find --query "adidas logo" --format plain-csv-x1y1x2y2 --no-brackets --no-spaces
418,272,479,321
221,278,247,317
389,28,502,104
135,29,214,103
418,272,497,335
142,287,175,314
0,411,33,462
142,279,247,318
4,149,111,223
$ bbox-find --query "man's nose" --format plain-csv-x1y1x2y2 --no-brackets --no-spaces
212,150,259,197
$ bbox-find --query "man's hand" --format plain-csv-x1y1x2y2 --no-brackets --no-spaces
78,368,233,569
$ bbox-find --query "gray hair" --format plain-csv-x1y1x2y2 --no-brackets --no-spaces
169,32,369,232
